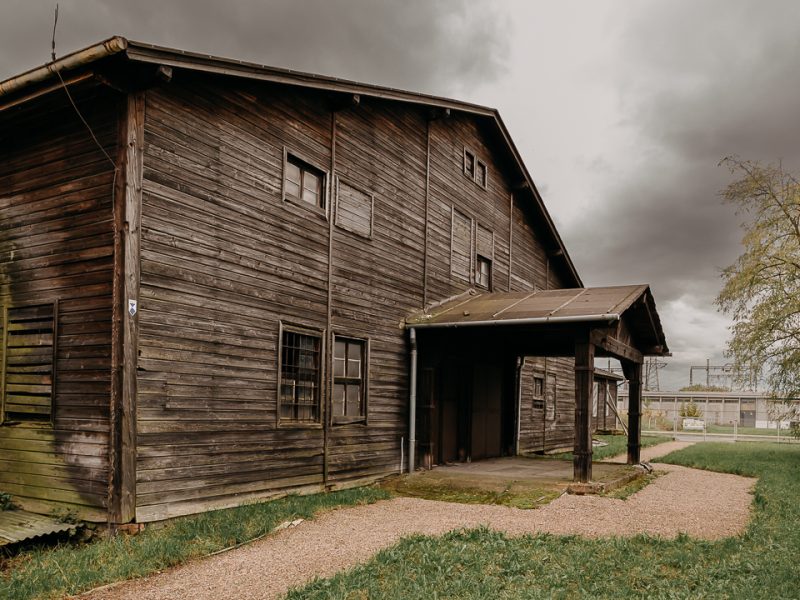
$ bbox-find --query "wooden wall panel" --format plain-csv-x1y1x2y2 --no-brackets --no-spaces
0,85,118,520
135,78,334,520
327,99,427,485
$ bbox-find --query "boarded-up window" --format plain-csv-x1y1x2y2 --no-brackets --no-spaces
332,336,367,422
279,327,322,424
2,303,57,424
545,373,557,421
451,208,473,282
336,180,373,238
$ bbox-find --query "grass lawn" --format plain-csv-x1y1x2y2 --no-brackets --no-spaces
289,443,800,599
0,487,389,600
557,433,673,461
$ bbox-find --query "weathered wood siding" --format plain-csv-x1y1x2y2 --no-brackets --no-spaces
426,114,513,300
0,86,118,520
328,100,426,485
135,77,334,521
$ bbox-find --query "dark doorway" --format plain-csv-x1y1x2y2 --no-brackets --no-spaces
419,358,515,467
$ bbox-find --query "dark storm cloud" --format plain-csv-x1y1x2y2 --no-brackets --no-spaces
566,0,800,305
0,0,508,95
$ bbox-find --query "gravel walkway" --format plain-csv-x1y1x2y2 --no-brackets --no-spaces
603,440,696,463
81,444,754,600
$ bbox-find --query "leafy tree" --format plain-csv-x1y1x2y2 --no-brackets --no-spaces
679,401,703,419
716,157,800,430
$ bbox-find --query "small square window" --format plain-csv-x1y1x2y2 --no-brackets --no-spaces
333,337,367,422
284,152,326,211
476,160,487,188
464,149,475,178
532,375,545,411
476,255,492,289
463,147,488,189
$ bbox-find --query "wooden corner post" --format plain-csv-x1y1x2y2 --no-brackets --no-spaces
625,360,643,465
573,336,594,483
110,91,145,525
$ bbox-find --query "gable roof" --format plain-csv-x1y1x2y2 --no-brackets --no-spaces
0,36,582,287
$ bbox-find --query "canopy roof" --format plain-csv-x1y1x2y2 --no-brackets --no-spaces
407,285,669,356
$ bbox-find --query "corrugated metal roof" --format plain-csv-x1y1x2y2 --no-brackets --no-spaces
408,285,648,327
407,285,668,355
0,510,78,547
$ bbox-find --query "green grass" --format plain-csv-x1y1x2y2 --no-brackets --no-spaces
705,424,783,436
0,487,389,600
289,443,800,599
557,434,672,461
382,473,562,510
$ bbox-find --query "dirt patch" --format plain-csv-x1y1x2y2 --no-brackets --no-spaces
81,460,755,600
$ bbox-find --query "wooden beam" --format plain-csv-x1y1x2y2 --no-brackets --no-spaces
590,329,643,364
625,360,643,465
573,338,594,483
119,91,145,523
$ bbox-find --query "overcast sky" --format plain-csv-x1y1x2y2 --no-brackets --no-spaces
2,0,798,390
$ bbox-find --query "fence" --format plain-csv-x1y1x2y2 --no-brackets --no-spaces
617,391,800,443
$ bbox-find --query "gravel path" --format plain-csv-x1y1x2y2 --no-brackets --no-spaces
81,447,754,600
603,440,696,463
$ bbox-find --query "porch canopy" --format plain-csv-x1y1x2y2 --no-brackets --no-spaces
405,285,669,483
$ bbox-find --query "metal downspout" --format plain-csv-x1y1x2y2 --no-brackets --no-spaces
409,328,418,473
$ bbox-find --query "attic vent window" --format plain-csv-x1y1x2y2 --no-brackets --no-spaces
2,303,57,425
464,148,488,189
284,150,326,212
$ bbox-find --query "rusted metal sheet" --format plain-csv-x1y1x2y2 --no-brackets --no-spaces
0,510,77,547
408,285,645,325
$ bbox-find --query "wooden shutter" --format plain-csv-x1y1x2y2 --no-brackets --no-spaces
336,180,373,238
451,208,473,282
2,303,57,423
476,224,493,259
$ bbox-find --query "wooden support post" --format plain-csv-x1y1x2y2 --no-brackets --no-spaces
626,361,643,465
573,338,594,483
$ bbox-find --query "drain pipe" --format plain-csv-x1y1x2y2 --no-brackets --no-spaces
409,328,418,474
515,356,524,455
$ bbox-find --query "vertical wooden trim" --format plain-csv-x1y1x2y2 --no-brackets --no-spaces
508,192,513,291
626,361,642,465
422,120,431,307
0,306,7,425
573,335,594,483
49,300,59,427
119,91,145,524
545,257,550,291
323,111,337,487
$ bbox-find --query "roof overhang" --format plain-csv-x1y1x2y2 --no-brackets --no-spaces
0,36,582,288
406,285,669,357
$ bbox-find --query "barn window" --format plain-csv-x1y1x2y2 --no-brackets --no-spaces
451,207,473,283
284,150,326,211
279,326,322,424
335,179,373,238
463,147,488,189
475,224,493,290
464,149,475,178
332,336,367,422
532,375,545,411
1,303,57,425
476,256,492,289
545,373,557,421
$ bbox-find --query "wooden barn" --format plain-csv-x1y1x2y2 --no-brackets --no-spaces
0,37,668,525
